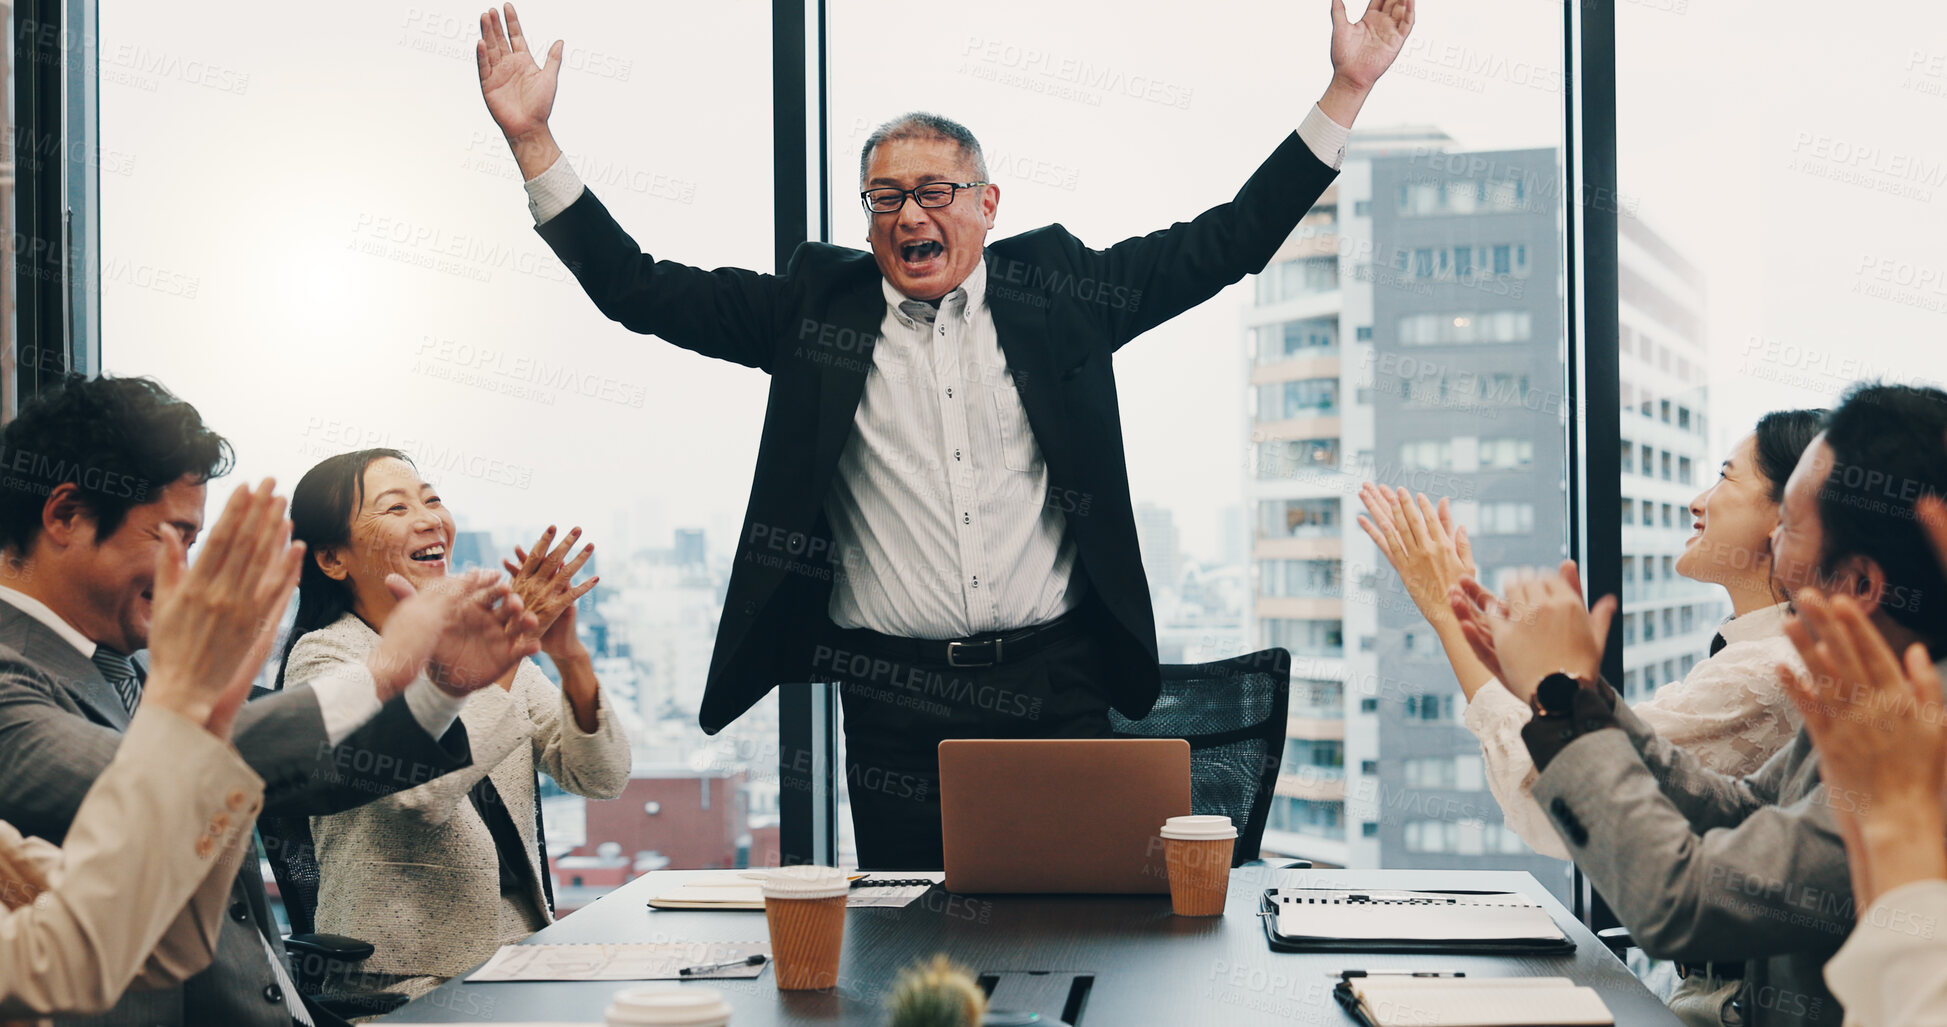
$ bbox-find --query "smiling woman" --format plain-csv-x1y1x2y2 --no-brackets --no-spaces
272,447,632,1006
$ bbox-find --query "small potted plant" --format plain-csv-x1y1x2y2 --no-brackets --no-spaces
886,954,987,1027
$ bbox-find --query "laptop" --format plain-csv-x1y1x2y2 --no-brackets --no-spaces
938,738,1192,894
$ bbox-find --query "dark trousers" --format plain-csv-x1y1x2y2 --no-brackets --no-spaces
826,626,1116,870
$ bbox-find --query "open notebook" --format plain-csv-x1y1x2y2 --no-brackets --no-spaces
1335,977,1614,1027
1260,888,1574,953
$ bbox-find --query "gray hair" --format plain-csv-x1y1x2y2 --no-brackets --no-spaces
858,112,989,186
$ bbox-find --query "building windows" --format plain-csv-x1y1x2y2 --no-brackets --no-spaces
1399,440,1454,471
1255,256,1339,304
1620,497,1634,525
1621,439,1633,473
1362,821,1380,838
1678,456,1693,485
1478,437,1535,469
1403,819,1528,855
1392,242,1532,281
1475,502,1536,536
1285,738,1345,774
1258,377,1339,419
1259,497,1338,537
1262,618,1344,658
1404,693,1458,722
1395,175,1533,217
1255,438,1340,479
1359,697,1379,714
1293,678,1345,717
1401,755,1485,790
1260,558,1342,598
1268,797,1343,838
1640,443,1653,474
1397,311,1532,345
1355,324,1373,340
1661,450,1673,481
1253,317,1338,364
1354,200,1371,216
1623,613,1637,644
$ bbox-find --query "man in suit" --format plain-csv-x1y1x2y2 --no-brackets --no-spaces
0,375,539,1027
1454,382,1947,1027
474,0,1414,866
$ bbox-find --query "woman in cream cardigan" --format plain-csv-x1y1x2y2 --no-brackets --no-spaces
278,449,632,1002
1354,408,1824,861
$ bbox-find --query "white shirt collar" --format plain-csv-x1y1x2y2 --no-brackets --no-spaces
881,259,988,329
1718,600,1791,646
0,584,99,658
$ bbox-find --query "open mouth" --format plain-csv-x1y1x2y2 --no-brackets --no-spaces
408,543,447,566
898,239,944,271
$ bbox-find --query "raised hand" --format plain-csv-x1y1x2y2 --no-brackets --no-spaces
1780,586,1947,905
1357,484,1475,627
476,4,565,176
1476,562,1617,700
144,479,307,739
366,568,505,700
1329,0,1415,93
501,525,597,659
424,573,541,696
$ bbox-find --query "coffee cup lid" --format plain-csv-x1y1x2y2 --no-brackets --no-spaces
606,984,732,1025
761,864,852,899
1160,815,1237,840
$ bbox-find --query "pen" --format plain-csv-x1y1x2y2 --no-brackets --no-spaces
678,954,768,976
1339,969,1466,979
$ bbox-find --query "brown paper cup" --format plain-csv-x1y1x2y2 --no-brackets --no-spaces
764,893,847,990
1164,836,1234,916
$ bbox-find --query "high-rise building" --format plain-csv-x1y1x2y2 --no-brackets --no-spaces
1244,132,1712,899
1134,502,1182,604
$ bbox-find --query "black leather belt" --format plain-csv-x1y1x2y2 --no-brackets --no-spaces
829,608,1087,669
1676,960,1745,982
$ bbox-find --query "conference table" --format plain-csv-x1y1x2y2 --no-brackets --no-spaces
383,866,1682,1025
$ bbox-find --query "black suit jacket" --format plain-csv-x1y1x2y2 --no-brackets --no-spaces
534,131,1337,733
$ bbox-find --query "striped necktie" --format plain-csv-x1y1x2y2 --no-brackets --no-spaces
90,647,141,715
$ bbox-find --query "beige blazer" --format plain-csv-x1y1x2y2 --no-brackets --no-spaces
0,706,263,1019
1825,878,1947,1027
290,612,632,978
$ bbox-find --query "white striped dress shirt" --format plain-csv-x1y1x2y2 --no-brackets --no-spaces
524,109,1350,640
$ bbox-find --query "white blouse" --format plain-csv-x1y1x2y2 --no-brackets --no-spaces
1825,879,1947,1026
1461,601,1805,860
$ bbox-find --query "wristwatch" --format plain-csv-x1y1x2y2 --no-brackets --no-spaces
1533,672,1586,717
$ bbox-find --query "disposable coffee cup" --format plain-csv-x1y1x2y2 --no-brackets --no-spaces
1160,815,1237,916
605,984,732,1026
761,865,850,990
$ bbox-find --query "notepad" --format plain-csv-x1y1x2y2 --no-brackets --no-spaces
646,872,942,910
465,941,769,982
1261,888,1574,953
1336,976,1614,1027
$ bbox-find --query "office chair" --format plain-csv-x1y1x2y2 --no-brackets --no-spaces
1109,647,1291,866
258,813,412,1020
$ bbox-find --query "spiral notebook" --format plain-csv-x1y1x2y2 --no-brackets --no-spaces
1335,976,1613,1027
1259,888,1574,954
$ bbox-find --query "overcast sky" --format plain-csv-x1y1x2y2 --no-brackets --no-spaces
99,0,1947,559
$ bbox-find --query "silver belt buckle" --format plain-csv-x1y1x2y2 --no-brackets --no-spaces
946,638,1002,667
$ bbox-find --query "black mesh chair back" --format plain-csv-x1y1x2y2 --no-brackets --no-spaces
258,811,321,936
1109,648,1290,866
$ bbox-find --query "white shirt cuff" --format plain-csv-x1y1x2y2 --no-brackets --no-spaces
402,677,468,740
307,663,384,747
1297,104,1349,171
525,153,588,225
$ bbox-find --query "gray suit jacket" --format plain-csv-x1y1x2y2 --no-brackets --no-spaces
1532,683,1863,1027
0,600,475,1027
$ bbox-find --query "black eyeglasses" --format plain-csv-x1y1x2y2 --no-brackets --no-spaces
860,181,988,215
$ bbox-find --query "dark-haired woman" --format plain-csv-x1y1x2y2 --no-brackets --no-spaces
277,451,631,1001
1356,408,1824,860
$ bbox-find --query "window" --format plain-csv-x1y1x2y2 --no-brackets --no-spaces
1620,497,1635,525
1285,739,1346,774
1399,440,1454,471
1258,377,1339,418
106,0,785,890
1260,498,1339,537
1678,456,1693,485
1620,440,1633,473
1253,317,1338,364
1256,438,1341,479
1260,559,1342,598
1401,755,1485,790
1263,619,1344,658
1476,502,1536,536
1256,256,1339,304
1398,311,1533,345
1355,325,1373,341
1478,437,1535,469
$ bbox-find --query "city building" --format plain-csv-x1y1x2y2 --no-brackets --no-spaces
1243,132,1713,898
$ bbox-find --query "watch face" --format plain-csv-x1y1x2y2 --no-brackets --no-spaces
1536,673,1580,716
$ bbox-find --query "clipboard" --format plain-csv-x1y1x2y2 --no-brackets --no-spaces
1331,976,1613,1027
1259,888,1576,954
